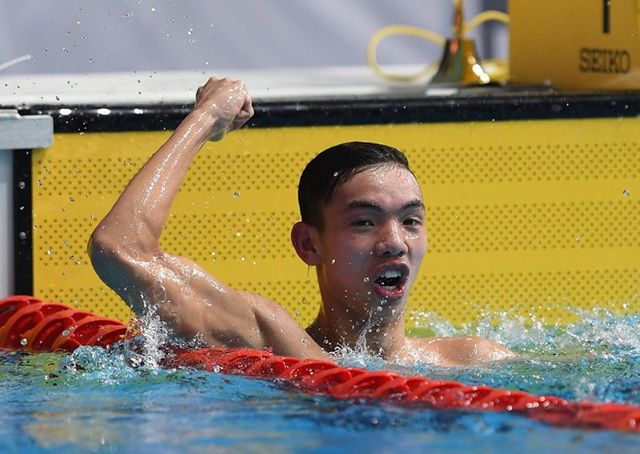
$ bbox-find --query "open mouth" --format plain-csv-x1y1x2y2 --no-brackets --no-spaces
372,265,409,300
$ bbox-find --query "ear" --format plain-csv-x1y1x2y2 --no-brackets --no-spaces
291,221,322,266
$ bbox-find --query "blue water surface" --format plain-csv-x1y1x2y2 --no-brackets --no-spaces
2,311,640,454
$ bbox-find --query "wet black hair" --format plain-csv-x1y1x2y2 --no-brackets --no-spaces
297,141,412,229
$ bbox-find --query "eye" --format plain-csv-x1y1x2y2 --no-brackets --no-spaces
403,217,422,227
351,219,374,227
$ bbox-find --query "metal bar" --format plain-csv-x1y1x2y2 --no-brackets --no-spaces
0,110,53,149
12,149,33,295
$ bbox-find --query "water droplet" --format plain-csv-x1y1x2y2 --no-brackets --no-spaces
69,197,75,202
331,259,336,264
17,181,25,189
623,188,631,197
151,7,156,12
18,232,27,240
46,249,55,255
333,171,339,177
233,191,240,198
20,338,28,346
363,277,370,283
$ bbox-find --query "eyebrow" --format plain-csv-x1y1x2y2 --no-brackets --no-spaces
345,199,425,212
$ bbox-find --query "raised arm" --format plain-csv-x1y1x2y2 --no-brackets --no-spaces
89,77,327,359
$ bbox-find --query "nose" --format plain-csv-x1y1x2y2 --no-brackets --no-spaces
374,221,408,257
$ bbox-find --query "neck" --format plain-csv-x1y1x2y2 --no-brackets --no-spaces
307,300,409,359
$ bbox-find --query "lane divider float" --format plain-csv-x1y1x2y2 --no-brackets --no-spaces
1,295,638,432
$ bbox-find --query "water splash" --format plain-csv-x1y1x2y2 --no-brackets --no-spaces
0,54,31,72
409,307,640,357
58,300,177,385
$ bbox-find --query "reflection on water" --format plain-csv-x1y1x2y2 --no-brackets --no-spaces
2,310,640,453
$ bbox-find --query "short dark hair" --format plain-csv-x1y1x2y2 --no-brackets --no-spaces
297,141,411,229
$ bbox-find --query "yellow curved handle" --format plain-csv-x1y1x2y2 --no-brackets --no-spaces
367,10,510,83
465,10,510,33
367,25,445,82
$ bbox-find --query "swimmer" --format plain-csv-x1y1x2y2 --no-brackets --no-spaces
89,77,514,366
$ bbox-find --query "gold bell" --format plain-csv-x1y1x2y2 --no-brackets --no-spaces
430,0,491,86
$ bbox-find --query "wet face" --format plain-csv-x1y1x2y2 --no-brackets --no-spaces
314,164,428,322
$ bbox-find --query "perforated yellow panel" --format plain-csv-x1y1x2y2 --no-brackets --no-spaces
31,119,640,327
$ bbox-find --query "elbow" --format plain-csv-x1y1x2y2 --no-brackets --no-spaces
88,226,116,264
87,226,129,285
87,226,154,317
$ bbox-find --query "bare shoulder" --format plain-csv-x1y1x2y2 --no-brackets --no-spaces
232,290,296,331
408,336,516,367
234,290,329,360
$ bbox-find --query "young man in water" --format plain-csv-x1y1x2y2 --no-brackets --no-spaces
89,77,514,366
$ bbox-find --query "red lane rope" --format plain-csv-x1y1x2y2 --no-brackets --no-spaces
0,295,128,352
1,295,639,432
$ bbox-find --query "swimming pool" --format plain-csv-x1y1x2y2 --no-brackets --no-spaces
2,309,640,453
1,74,639,452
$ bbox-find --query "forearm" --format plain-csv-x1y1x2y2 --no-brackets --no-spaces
92,109,213,255
89,76,253,305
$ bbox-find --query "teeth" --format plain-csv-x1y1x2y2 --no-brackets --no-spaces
380,270,401,279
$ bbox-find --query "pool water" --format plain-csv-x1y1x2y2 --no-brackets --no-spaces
2,310,640,453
